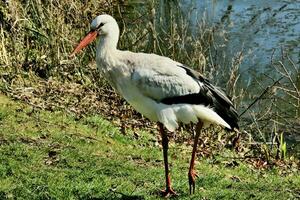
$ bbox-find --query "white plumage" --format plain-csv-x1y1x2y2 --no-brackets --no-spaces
96,48,232,131
71,14,238,196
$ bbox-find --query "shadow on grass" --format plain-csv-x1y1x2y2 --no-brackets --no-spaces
89,190,146,200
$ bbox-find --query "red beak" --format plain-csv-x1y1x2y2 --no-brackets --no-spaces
70,30,98,57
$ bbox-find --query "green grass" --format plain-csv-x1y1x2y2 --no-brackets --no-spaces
0,94,299,200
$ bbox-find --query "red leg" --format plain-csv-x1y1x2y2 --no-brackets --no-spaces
158,123,177,197
188,121,203,194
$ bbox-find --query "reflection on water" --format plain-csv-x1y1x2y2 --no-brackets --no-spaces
191,0,300,81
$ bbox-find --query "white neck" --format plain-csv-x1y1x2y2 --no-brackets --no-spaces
96,36,120,73
96,24,120,60
98,36,117,56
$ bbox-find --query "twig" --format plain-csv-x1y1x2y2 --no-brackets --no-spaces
250,111,266,142
278,61,300,98
239,76,284,117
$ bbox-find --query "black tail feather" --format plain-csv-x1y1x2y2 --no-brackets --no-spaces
179,65,239,130
205,82,239,131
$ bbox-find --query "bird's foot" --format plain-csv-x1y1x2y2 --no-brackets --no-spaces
188,170,199,194
160,187,177,198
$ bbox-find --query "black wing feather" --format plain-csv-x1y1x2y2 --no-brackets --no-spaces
161,65,239,130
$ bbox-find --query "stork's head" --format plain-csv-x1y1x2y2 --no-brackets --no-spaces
70,14,119,57
91,14,119,36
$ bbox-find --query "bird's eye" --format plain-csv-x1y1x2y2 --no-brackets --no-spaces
95,23,104,31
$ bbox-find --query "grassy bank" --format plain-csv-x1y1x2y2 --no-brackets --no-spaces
0,95,299,199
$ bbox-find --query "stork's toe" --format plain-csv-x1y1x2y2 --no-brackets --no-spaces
188,170,199,194
160,187,177,198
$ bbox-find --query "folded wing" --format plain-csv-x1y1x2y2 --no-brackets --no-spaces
131,60,239,130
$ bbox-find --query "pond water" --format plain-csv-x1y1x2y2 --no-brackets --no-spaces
185,0,300,83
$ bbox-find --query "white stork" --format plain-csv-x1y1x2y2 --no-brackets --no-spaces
70,14,238,196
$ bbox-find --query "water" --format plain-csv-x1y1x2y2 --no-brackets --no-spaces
187,0,300,83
